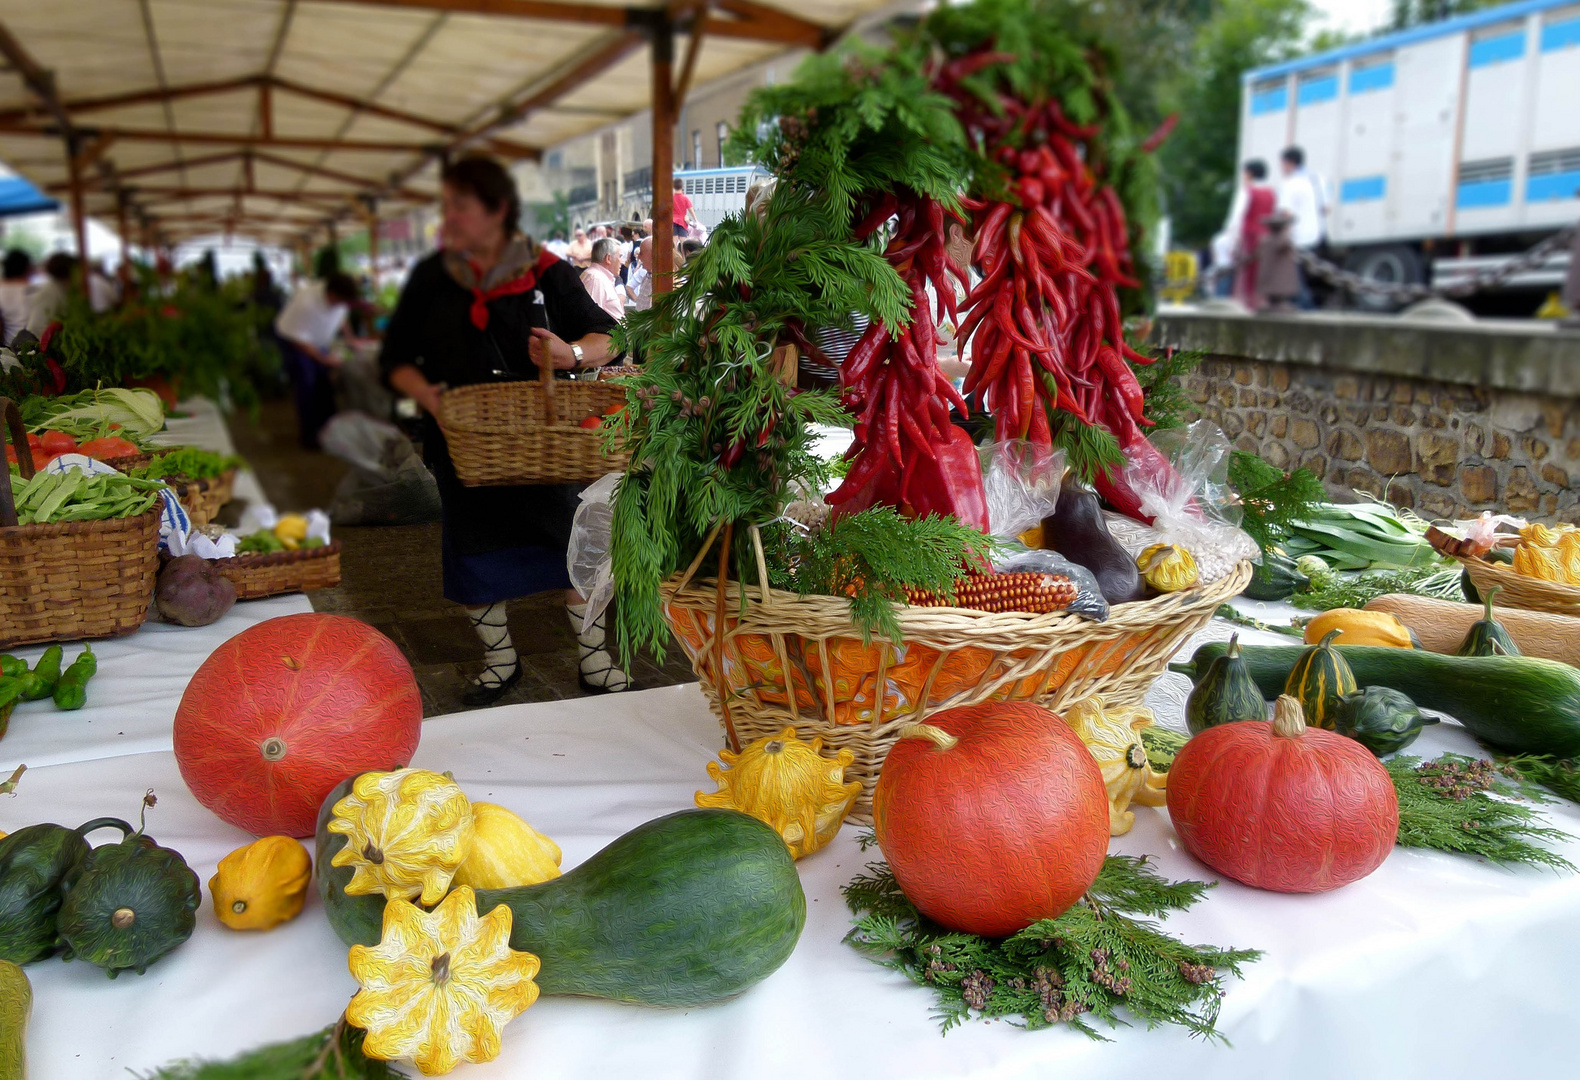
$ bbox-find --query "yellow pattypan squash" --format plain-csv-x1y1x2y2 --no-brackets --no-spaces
273,513,309,550
1513,542,1567,583
695,726,861,859
1303,608,1415,649
209,836,312,931
450,803,562,890
1064,695,1168,836
327,769,474,905
1518,522,1571,548
1137,543,1199,592
348,885,540,1077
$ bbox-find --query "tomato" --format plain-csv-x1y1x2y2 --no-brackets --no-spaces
578,415,604,430
77,436,141,460
602,403,625,416
39,430,78,456
7,434,44,466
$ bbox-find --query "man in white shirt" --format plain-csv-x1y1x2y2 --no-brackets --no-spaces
274,272,359,448
544,231,570,259
1277,146,1326,307
0,249,32,345
580,238,626,321
625,237,653,312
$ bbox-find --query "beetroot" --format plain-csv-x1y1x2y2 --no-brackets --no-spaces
156,555,237,626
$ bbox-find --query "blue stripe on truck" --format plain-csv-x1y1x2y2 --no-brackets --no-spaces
1527,169,1580,201
1250,86,1288,115
1468,31,1526,67
1457,178,1513,207
1340,176,1387,202
1297,75,1339,105
1348,63,1395,94
1541,17,1580,51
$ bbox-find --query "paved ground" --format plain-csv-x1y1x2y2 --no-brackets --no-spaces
228,398,697,715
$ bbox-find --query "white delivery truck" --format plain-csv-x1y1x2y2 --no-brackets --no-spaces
1239,0,1580,308
674,165,769,231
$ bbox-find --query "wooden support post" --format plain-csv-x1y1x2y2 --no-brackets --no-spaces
116,191,130,286
650,16,675,295
66,137,89,274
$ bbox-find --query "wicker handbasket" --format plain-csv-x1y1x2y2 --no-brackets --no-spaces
662,525,1251,822
214,541,342,600
437,358,630,486
170,467,238,527
0,399,161,648
1456,555,1580,618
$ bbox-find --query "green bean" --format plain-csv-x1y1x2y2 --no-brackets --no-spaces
34,471,83,523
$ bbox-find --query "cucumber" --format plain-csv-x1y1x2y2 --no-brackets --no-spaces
0,959,27,1080
1169,642,1580,758
317,780,806,1007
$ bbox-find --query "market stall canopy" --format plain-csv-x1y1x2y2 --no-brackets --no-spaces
0,171,56,216
0,0,889,247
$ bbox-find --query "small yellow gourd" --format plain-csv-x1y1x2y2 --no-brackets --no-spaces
348,885,540,1076
1513,542,1567,583
1064,695,1168,836
695,726,861,859
273,513,309,550
1137,543,1199,592
1519,522,1571,548
1303,608,1416,649
450,803,562,890
327,769,474,905
209,836,312,931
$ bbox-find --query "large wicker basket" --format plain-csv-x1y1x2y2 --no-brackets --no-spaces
1,399,161,648
437,359,630,486
169,466,238,527
662,525,1251,821
1456,555,1580,618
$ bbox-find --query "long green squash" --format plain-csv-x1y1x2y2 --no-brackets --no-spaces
1169,643,1580,758
317,777,806,1007
0,959,26,1080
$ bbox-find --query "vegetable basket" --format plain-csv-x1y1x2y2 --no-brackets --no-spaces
168,466,237,527
163,542,342,600
1455,555,1580,618
662,525,1251,821
0,399,161,648
437,359,630,486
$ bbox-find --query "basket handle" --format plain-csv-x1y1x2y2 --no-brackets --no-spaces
536,334,556,426
0,397,33,528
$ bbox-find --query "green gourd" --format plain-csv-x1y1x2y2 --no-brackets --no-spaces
1282,629,1358,731
317,777,805,1007
16,647,61,703
1456,587,1521,658
1332,686,1439,756
1169,642,1580,758
1243,549,1310,602
0,959,27,1080
55,817,201,978
1185,634,1267,734
0,822,97,965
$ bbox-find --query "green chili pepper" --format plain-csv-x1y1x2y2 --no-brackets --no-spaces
52,647,97,711
0,655,25,679
18,645,63,701
0,676,23,711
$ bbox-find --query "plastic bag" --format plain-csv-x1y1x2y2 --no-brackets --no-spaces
329,458,442,526
567,472,622,625
320,411,413,479
979,440,1065,542
996,548,1110,621
1115,421,1257,583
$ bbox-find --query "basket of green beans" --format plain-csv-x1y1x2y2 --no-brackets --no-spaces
2,396,164,649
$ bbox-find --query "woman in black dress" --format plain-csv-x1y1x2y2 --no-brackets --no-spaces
381,156,629,705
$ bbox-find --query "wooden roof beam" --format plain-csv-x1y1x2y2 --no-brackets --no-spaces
134,187,386,203
0,20,74,132
58,149,244,188
268,76,539,159
250,149,434,201
0,122,534,156
0,75,262,126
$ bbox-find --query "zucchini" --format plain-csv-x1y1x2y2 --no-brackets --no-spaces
1170,643,1580,757
317,779,806,1007
0,959,26,1080
1243,549,1309,602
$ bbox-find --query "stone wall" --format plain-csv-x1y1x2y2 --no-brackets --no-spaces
1179,358,1578,523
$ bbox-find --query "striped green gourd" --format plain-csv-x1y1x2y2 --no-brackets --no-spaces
1283,628,1357,730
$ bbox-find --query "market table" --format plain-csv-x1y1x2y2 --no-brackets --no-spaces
7,609,1578,1078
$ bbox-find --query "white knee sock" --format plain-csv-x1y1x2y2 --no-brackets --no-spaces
464,603,518,688
568,602,630,692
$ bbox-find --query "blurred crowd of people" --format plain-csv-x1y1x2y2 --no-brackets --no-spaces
1211,145,1327,310
0,249,125,346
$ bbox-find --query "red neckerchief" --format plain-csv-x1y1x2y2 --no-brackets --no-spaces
467,248,562,331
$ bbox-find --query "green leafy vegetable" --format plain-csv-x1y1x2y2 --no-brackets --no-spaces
1282,497,1445,571
1227,450,1326,552
6,467,165,524
1387,755,1573,872
138,1018,405,1079
25,387,166,438
137,447,244,481
1290,566,1463,611
844,846,1259,1038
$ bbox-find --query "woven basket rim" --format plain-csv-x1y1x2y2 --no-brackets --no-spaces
1455,554,1580,599
0,502,162,541
160,539,343,569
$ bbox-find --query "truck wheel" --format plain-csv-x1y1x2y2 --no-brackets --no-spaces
1342,245,1424,312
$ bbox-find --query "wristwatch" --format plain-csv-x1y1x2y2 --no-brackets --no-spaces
570,343,585,370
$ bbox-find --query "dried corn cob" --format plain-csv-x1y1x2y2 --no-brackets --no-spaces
907,572,1078,614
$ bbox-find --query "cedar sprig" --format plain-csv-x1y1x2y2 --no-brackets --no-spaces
844,851,1259,1039
1228,449,1326,552
761,507,992,643
1133,347,1204,431
1388,755,1574,872
139,1018,406,1078
1501,755,1580,804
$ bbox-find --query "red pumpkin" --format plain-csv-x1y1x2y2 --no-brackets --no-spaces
871,701,1110,937
173,614,423,837
1166,695,1398,893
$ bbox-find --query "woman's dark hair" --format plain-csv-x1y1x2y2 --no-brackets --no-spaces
324,273,360,304
43,252,77,283
442,154,522,237
2,249,32,280
1244,159,1267,181
1281,146,1304,168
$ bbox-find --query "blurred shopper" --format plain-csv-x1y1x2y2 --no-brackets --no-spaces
544,231,570,259
379,154,629,703
582,237,626,320
1235,160,1277,310
87,260,120,313
1277,147,1326,309
275,272,360,449
25,253,77,337
670,177,697,238
566,227,593,269
626,237,653,312
0,249,32,345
